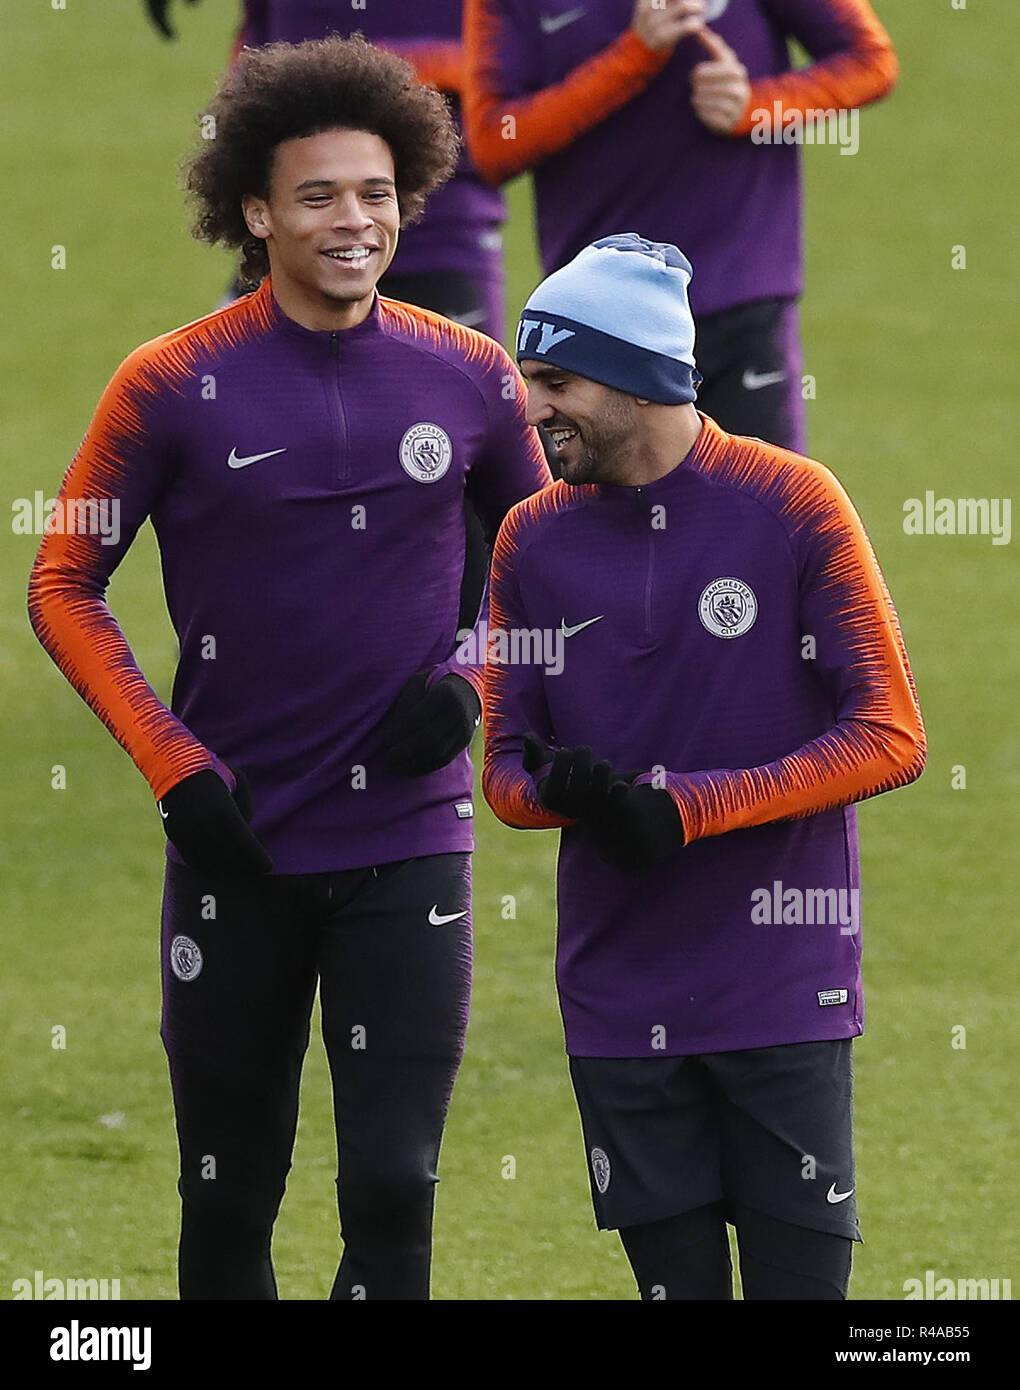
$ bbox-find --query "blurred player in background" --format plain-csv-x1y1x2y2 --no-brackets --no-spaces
30,36,549,1300
463,0,899,455
483,235,926,1299
145,0,505,632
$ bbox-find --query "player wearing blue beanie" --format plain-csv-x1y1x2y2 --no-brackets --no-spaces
493,229,926,1301
516,233,701,406
514,233,705,490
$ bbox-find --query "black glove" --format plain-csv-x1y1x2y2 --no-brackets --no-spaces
143,0,200,40
381,670,482,777
523,733,684,871
157,767,273,876
585,781,686,872
522,736,617,820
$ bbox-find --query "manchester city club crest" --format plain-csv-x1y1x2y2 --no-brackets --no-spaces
170,934,203,983
590,1146,611,1195
698,576,758,639
399,422,453,483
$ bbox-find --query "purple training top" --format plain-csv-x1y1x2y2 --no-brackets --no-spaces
483,415,925,1056
28,280,550,873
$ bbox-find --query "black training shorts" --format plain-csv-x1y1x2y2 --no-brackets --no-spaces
569,1039,860,1239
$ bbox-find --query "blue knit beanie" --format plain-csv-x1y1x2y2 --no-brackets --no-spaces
515,233,701,405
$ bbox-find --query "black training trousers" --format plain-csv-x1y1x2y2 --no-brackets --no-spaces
160,852,472,1300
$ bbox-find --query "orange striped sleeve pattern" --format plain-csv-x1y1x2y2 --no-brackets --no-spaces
732,0,899,137
377,295,500,370
662,432,925,844
27,291,275,803
463,0,671,184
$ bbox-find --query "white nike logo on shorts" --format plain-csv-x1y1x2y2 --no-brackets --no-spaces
428,906,468,926
450,307,488,328
826,1183,855,1204
741,369,787,391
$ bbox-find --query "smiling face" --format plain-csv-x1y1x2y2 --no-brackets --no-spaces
520,361,640,486
242,127,400,329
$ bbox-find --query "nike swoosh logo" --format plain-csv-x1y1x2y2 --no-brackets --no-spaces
560,615,604,639
741,369,787,391
428,906,468,926
157,802,169,820
450,307,488,328
826,1183,855,1204
540,6,586,35
227,447,288,469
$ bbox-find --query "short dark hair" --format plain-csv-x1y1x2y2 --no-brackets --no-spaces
183,35,460,288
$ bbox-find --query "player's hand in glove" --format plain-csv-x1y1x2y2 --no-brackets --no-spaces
523,733,684,870
157,767,273,876
381,670,482,777
143,0,200,41
522,736,617,820
585,780,686,872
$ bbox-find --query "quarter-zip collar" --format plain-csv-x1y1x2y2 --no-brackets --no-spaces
257,274,384,348
593,413,727,506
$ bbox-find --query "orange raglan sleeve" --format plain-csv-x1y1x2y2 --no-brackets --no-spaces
463,0,673,184
27,343,220,802
732,0,899,137
399,40,464,94
655,460,926,844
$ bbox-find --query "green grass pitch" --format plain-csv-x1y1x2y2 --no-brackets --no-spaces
0,0,1016,1301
